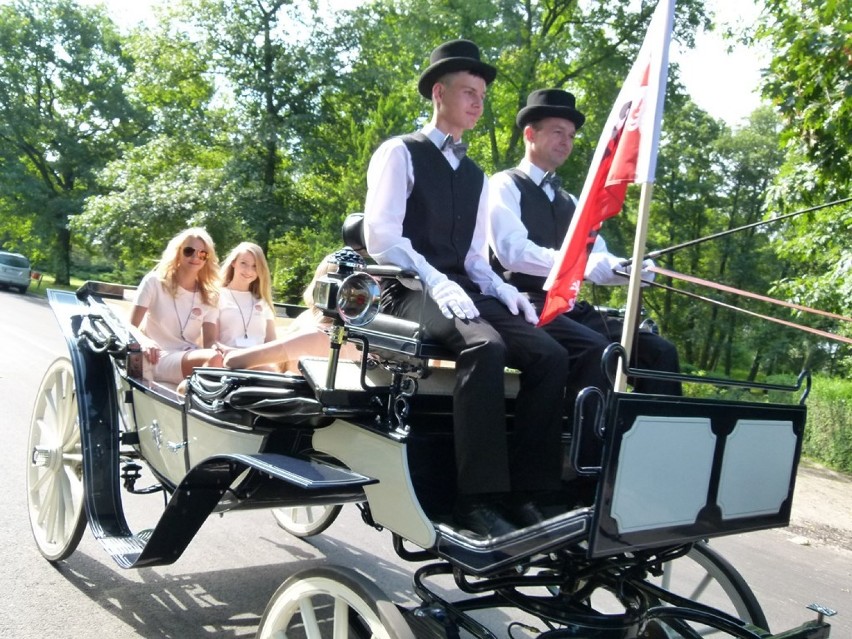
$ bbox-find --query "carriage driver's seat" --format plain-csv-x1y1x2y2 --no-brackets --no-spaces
339,212,457,365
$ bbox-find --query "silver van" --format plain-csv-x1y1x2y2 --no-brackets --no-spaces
0,251,32,293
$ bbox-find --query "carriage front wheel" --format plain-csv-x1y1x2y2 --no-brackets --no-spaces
26,358,87,562
257,565,415,639
650,541,769,636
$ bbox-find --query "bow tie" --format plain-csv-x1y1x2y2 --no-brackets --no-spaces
441,134,468,159
540,172,562,191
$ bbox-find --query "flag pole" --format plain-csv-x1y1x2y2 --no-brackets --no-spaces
615,182,654,391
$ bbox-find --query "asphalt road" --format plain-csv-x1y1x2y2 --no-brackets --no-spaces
0,289,848,638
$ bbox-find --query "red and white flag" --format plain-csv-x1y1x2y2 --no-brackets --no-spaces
538,0,675,326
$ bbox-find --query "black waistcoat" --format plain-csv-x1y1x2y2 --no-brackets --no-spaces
498,169,576,293
400,133,484,292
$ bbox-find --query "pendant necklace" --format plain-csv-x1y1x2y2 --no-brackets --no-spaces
230,287,254,339
174,284,197,342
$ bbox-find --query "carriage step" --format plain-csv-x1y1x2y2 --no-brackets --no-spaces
806,603,837,624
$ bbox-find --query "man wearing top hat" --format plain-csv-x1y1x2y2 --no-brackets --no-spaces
488,88,681,396
364,40,576,538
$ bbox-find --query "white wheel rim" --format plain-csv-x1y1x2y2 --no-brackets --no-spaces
273,505,338,536
27,360,85,557
260,576,393,639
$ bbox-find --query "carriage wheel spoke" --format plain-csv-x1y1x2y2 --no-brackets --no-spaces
300,597,322,639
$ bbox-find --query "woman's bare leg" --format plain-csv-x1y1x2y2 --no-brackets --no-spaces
181,348,224,376
224,330,335,372
224,341,291,370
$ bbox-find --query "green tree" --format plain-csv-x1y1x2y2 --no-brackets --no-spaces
756,0,851,197
752,0,851,368
175,0,335,250
0,0,144,283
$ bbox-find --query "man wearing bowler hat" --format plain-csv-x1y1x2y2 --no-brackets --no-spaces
364,41,575,538
488,88,681,396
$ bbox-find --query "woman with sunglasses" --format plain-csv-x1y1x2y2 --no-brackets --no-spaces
217,242,277,350
129,228,223,385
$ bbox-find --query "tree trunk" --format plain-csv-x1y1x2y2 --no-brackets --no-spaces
55,223,71,286
747,349,762,382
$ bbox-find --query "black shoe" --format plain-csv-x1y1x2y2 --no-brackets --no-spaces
453,498,517,538
505,498,547,528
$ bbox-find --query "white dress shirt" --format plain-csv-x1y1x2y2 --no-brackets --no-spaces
488,159,624,285
364,124,506,296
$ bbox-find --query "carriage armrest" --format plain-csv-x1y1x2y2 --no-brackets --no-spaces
364,264,419,280
348,312,455,361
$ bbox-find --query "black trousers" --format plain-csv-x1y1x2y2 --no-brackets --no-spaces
563,301,682,395
386,288,571,496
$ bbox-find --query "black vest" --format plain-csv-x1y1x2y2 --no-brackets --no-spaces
399,133,484,292
496,169,577,293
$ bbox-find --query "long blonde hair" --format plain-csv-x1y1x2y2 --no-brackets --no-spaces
154,227,219,306
220,242,274,310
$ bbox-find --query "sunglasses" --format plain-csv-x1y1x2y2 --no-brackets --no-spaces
182,246,209,261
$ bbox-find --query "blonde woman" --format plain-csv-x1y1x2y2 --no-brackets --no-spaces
223,254,359,373
129,228,223,384
218,242,277,348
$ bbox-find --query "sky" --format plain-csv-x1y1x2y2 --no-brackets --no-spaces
79,0,766,127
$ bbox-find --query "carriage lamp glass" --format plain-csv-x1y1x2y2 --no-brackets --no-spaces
337,273,380,326
313,278,338,315
313,247,375,322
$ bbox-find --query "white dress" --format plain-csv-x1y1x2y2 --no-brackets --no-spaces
134,272,218,383
218,288,275,347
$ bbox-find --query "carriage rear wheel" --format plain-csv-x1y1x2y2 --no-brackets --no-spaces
650,541,769,636
257,565,415,639
272,504,342,538
26,358,87,562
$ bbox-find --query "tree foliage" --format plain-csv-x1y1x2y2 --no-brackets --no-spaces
0,0,144,282
2,0,849,379
750,0,852,371
756,0,851,197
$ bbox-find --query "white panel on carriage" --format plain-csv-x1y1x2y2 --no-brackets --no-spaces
611,416,715,533
313,420,436,549
717,419,796,520
186,414,266,468
133,389,188,485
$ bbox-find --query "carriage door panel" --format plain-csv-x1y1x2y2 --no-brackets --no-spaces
131,386,188,485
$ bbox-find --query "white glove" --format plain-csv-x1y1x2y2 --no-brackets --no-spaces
430,279,479,320
585,252,623,285
624,258,656,284
494,283,539,325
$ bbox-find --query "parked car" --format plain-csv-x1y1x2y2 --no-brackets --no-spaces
0,251,32,293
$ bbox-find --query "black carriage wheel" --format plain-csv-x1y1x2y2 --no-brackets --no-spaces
26,358,87,562
257,565,415,639
651,541,769,636
272,504,343,538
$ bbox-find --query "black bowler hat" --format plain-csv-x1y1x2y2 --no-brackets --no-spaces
516,89,586,130
418,39,497,99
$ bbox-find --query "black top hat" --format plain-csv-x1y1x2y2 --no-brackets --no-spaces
516,89,586,130
418,39,497,99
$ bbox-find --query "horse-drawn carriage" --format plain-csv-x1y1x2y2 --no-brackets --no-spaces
27,244,833,638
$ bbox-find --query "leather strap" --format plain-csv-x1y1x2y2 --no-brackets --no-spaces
642,266,852,346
